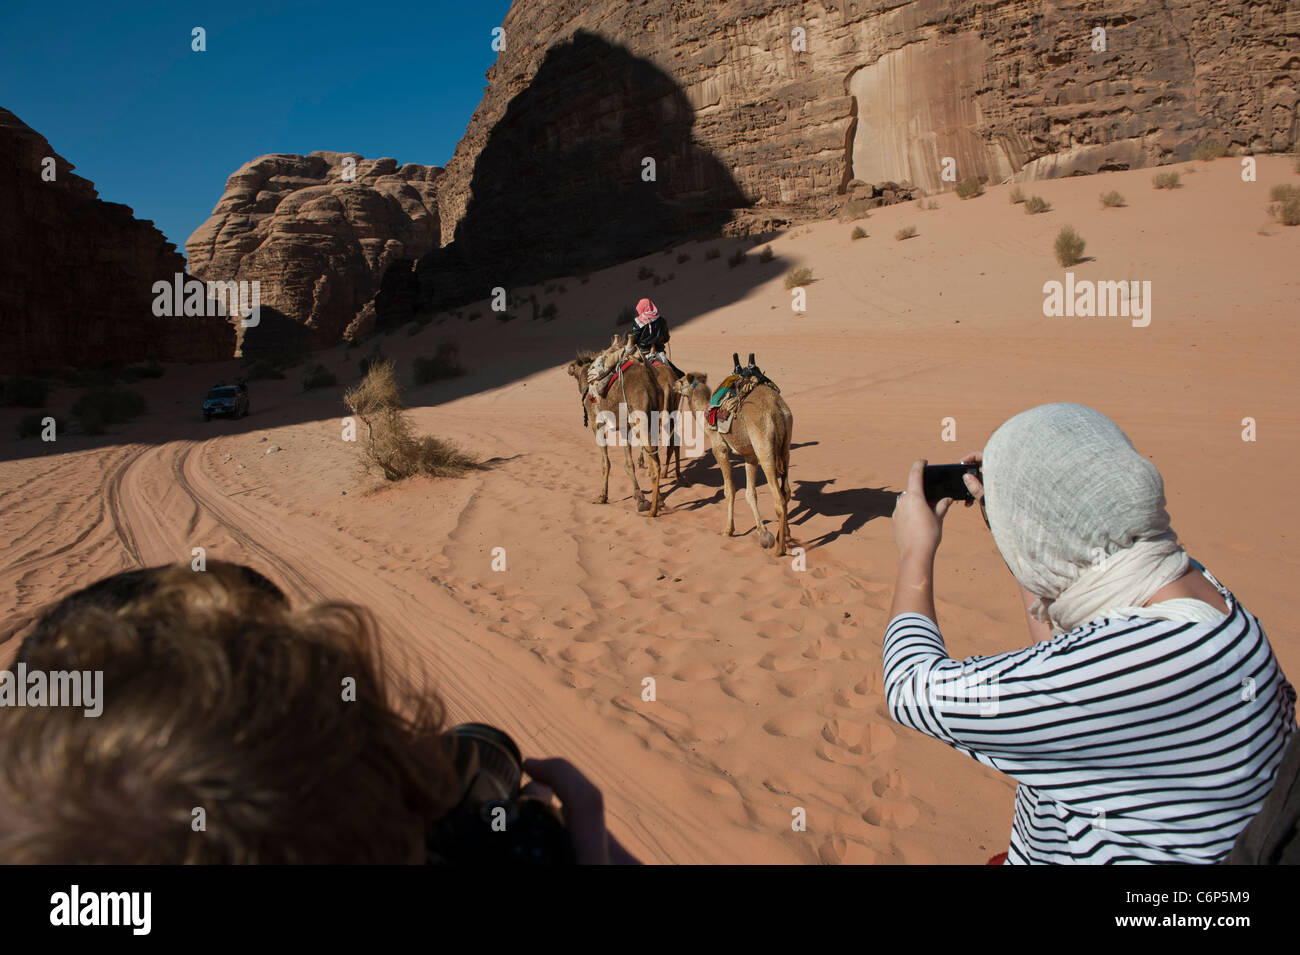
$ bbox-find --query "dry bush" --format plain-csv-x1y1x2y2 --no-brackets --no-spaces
1023,195,1052,214
343,360,477,482
1193,142,1231,161
1099,190,1126,208
784,267,813,289
1054,226,1086,267
839,198,873,221
1268,185,1300,226
1152,171,1181,190
955,178,985,199
1009,186,1025,204
851,225,867,240
895,225,918,240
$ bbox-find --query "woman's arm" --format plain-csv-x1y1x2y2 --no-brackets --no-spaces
889,459,952,624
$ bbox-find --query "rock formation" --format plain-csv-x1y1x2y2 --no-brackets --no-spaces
186,153,441,351
412,0,1296,310
0,108,235,375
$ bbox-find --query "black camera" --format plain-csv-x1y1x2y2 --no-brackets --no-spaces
426,723,575,865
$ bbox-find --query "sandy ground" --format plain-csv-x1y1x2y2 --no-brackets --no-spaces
2,156,1298,864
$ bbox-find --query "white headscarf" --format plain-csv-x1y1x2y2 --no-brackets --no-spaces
982,403,1191,634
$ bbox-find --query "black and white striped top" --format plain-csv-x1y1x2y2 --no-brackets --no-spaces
883,573,1297,864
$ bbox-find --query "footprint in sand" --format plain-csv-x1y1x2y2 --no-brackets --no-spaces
801,637,837,660
672,659,719,682
862,800,920,830
818,835,885,865
759,652,804,673
562,669,594,689
854,671,883,695
833,688,870,710
719,675,765,704
775,668,820,698
762,709,823,738
871,768,910,800
560,642,606,663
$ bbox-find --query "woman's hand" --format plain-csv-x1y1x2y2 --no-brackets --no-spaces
960,450,984,506
893,459,954,559
521,757,642,865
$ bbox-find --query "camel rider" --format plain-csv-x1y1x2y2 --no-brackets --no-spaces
630,298,684,376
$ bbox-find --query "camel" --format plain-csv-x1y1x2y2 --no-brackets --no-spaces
648,360,683,485
566,335,663,517
673,371,792,554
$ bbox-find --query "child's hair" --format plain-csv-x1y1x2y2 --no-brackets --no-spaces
0,562,459,863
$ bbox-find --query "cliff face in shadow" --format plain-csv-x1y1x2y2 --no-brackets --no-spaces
0,108,235,375
413,30,750,312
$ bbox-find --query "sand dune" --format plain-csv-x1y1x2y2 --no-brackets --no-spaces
2,156,1297,863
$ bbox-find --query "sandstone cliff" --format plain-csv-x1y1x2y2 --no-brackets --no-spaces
0,108,235,375
186,153,441,351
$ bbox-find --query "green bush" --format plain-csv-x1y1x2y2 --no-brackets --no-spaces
758,245,774,263
413,343,467,384
3,376,49,408
784,267,813,289
727,248,747,267
851,225,867,240
71,386,146,431
541,302,558,321
1054,226,1086,267
1152,171,1181,190
1099,190,1126,208
1023,195,1052,214
955,178,985,199
301,364,337,391
676,252,691,264
895,225,918,241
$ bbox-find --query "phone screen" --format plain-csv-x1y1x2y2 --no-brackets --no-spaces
922,464,980,505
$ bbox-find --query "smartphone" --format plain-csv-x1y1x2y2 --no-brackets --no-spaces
922,463,981,505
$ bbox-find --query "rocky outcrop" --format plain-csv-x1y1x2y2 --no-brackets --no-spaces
186,153,441,350
418,0,1297,310
0,108,235,375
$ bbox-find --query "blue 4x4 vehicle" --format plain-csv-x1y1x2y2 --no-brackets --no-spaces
202,382,249,422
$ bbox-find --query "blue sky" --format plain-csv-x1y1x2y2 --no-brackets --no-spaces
1,0,514,259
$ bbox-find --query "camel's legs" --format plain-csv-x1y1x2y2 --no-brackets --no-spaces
744,460,774,549
715,443,736,536
759,453,788,555
634,414,661,517
623,440,649,511
595,440,611,504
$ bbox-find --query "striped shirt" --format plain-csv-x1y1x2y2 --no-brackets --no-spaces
883,572,1297,864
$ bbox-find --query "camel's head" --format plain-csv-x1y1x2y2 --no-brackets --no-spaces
567,352,598,396
673,372,708,398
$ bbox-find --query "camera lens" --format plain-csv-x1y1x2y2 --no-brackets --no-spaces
447,723,523,803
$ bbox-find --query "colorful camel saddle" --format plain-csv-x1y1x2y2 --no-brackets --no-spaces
589,353,666,402
707,354,780,433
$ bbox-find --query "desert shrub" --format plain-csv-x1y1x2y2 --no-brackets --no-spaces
839,198,872,221
72,386,145,431
1099,190,1126,208
955,178,985,199
851,225,867,240
917,198,939,211
1054,226,1086,267
1193,142,1230,161
1009,186,1026,204
413,342,466,384
342,360,477,481
677,252,691,264
495,312,515,323
541,302,558,321
784,267,813,289
1023,195,1052,214
243,359,286,380
758,245,774,263
1152,171,1181,190
895,225,918,241
16,412,65,440
1268,186,1300,226
126,359,165,379
357,345,385,377
3,376,49,407
705,247,721,260
301,364,337,391
616,306,636,326
637,265,655,281
727,248,747,267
